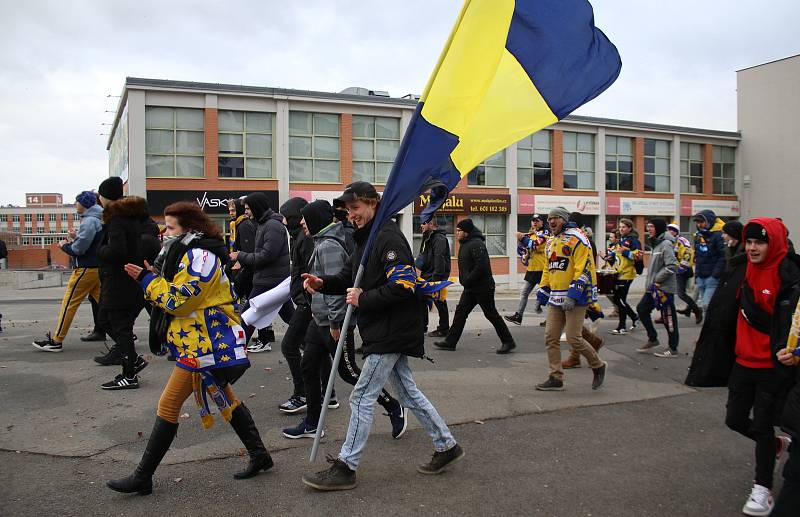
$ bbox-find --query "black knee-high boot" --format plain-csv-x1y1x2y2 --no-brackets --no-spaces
106,417,178,495
229,403,273,479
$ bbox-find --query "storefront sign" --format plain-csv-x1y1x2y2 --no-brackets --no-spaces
689,199,740,217
534,195,601,215
413,193,510,214
607,197,676,216
146,190,279,215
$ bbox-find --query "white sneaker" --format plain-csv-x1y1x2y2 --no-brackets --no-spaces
654,348,679,358
610,328,627,335
247,339,271,353
742,484,773,516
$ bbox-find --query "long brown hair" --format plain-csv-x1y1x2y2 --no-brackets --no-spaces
164,202,224,240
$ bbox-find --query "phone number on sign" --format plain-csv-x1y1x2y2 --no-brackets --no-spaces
475,205,508,213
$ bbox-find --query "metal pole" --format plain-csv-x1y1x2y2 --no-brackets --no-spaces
310,263,365,463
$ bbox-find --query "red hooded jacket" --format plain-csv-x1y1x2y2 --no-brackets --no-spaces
735,217,789,368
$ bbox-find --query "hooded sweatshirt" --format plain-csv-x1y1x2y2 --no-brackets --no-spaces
61,204,103,267
645,231,677,293
281,197,313,306
735,218,790,368
693,209,726,279
308,219,351,328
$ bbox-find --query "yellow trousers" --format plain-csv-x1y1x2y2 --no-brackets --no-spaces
157,367,239,424
54,267,101,343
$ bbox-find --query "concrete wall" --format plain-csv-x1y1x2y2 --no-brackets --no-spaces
737,55,800,233
0,270,68,289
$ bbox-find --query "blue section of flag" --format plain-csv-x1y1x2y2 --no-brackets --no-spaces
506,0,621,119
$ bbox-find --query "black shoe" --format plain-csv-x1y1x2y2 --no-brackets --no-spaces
386,404,408,439
32,333,63,352
279,395,308,414
539,321,547,327
504,313,523,325
302,455,357,491
106,417,178,496
496,341,516,354
101,374,139,390
535,376,564,391
434,341,456,351
676,307,692,317
260,328,276,344
80,330,106,342
134,355,148,375
94,345,124,366
592,362,607,390
417,443,465,475
229,404,273,479
427,329,448,338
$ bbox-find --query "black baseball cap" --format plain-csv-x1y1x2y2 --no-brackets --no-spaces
334,181,380,207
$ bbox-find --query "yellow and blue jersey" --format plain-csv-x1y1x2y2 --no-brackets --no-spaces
140,248,248,372
539,227,598,307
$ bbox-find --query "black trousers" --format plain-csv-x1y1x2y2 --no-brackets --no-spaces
726,363,783,489
424,299,449,333
301,321,397,427
774,440,800,516
280,304,312,397
676,272,700,312
99,305,142,377
612,279,637,329
88,295,105,335
636,292,679,350
445,289,513,347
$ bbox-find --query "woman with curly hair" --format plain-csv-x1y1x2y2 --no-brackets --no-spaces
106,201,272,496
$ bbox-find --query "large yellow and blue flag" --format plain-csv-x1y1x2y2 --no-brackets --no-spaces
368,0,621,244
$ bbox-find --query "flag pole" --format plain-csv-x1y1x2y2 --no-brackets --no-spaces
310,263,365,463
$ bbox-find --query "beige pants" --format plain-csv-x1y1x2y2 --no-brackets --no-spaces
545,305,602,381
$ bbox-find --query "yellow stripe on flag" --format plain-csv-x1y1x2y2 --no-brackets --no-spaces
420,0,558,176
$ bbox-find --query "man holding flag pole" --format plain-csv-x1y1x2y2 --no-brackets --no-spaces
301,0,620,491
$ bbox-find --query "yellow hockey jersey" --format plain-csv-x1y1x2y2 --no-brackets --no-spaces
540,227,598,307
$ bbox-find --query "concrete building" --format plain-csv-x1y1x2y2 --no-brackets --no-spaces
737,53,800,232
102,77,741,287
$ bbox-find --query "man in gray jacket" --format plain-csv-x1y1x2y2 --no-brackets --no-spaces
635,219,680,357
282,200,406,440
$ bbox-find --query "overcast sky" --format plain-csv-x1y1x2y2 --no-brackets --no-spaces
1,0,798,206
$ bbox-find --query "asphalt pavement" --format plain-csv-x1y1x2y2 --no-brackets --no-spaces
0,286,782,516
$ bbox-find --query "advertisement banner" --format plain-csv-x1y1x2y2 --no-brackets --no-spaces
413,193,511,214
613,197,676,216
689,199,740,217
146,190,279,215
534,195,601,215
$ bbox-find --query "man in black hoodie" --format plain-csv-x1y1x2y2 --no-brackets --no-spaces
416,217,451,337
93,176,149,390
277,197,316,413
434,218,515,354
231,192,292,353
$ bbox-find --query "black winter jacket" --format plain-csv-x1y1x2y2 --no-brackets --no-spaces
319,218,424,358
693,210,726,279
281,197,313,306
686,252,800,389
417,229,451,282
97,197,147,310
457,229,495,293
237,208,290,289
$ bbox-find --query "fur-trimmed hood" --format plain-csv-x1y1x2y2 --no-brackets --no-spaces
102,196,149,223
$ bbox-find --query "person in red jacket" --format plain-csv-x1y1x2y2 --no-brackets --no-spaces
725,218,795,517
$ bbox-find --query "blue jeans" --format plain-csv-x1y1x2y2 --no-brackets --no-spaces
695,276,719,309
339,353,456,471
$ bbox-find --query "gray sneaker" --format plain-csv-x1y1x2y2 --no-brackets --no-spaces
417,443,465,475
654,348,679,358
636,340,660,353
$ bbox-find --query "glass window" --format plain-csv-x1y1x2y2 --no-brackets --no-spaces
605,136,633,192
411,215,455,257
517,130,551,188
25,214,32,222
145,107,204,177
680,143,704,193
37,214,44,222
467,150,506,186
563,132,595,190
289,111,340,182
61,213,69,221
712,145,736,195
49,213,56,222
353,115,400,183
13,215,20,222
218,110,274,179
470,215,507,255
644,138,671,192
37,227,44,234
